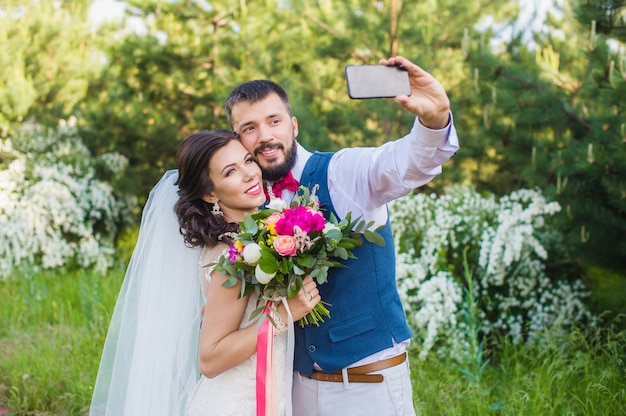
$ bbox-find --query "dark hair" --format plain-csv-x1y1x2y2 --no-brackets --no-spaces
225,80,292,127
174,129,241,248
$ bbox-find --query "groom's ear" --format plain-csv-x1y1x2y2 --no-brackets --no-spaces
292,116,299,138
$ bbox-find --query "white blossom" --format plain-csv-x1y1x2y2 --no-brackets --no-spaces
390,185,593,359
266,197,287,211
0,121,132,279
254,264,276,284
242,243,262,265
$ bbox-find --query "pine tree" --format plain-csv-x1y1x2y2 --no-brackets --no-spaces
459,0,626,271
0,0,101,135
79,0,517,199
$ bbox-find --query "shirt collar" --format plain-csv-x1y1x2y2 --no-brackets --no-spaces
291,142,311,182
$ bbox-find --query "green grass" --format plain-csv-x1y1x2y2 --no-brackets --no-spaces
0,267,125,415
410,324,626,415
1,263,624,415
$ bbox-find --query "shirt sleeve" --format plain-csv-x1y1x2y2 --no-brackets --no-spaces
327,113,459,227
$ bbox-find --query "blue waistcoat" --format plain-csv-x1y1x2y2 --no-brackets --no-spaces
294,152,412,375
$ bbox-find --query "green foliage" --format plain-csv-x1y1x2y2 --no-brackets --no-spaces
0,0,102,135
10,0,623,278
574,0,626,40
584,264,626,329
457,248,490,388
0,0,520,206
78,0,518,200
458,1,626,272
79,1,227,198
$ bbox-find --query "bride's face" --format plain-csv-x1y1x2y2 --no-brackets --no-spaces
204,140,265,222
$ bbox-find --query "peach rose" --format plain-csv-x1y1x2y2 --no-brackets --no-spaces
273,235,297,256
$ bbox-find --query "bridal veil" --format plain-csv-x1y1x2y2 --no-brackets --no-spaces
90,170,203,415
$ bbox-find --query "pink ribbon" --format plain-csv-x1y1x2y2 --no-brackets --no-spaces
256,303,278,416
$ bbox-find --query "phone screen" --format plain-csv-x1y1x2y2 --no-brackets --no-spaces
345,65,411,99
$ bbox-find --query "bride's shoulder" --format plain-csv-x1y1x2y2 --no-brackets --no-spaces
201,242,230,264
199,243,231,286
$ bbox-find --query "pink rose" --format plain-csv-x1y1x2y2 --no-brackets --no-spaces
273,235,298,256
305,207,325,232
275,206,325,235
265,212,283,235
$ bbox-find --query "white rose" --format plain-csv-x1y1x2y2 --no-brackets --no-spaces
255,264,276,284
242,243,262,265
323,223,340,234
267,197,287,211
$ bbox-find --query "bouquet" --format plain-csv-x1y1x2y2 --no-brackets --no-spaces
212,185,384,327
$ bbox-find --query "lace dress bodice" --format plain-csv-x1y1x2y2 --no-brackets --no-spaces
185,246,288,416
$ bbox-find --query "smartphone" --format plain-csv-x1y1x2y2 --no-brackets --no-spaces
345,65,411,99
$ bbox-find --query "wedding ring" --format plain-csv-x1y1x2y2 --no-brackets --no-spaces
308,292,314,301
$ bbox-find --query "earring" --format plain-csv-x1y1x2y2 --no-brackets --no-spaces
211,202,223,216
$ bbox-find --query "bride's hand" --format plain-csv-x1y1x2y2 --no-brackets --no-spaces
284,275,320,322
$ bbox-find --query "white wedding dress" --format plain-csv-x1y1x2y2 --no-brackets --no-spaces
186,247,289,416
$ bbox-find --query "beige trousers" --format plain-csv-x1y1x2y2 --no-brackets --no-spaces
292,359,416,416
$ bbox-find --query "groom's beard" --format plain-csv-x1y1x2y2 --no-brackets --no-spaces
257,137,298,182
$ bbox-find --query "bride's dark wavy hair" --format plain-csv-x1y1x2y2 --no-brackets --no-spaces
174,130,241,248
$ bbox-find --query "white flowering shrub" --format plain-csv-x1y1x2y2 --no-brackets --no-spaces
0,119,134,279
390,185,594,359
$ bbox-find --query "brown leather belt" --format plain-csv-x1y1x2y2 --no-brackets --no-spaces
301,352,406,383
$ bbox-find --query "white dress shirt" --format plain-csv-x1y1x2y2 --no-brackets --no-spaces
282,115,459,368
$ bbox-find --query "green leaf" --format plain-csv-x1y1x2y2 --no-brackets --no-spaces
335,247,349,260
221,275,239,288
260,248,277,260
338,237,360,248
223,263,240,276
258,257,278,273
243,213,259,234
297,253,315,268
354,219,366,233
310,266,329,284
249,306,265,322
364,230,386,246
325,228,342,242
279,259,291,274
287,275,303,298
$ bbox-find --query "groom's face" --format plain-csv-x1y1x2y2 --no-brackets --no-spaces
229,92,299,182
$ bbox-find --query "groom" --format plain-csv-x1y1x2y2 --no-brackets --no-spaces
225,56,459,416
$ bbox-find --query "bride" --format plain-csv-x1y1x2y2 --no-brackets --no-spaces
90,129,319,415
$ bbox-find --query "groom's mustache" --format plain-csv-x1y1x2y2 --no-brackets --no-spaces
254,143,284,157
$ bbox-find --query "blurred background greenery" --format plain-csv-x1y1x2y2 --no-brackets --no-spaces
2,0,624,273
